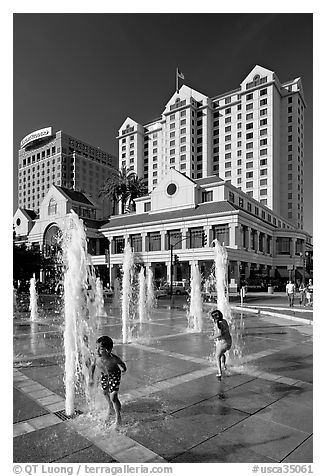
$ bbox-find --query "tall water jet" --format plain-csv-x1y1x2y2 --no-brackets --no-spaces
95,277,107,317
146,267,156,319
29,275,39,322
213,239,243,366
61,210,97,416
187,261,203,332
121,241,134,344
138,267,146,323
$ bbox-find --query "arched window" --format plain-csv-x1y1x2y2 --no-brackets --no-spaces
43,225,61,257
48,198,57,215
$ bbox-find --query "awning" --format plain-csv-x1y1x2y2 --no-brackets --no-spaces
274,268,289,278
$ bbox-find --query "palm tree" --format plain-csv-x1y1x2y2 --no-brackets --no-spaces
99,166,147,215
125,174,148,213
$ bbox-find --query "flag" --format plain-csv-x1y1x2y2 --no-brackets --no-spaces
177,69,185,80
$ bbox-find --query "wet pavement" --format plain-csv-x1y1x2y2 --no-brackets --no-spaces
13,294,313,463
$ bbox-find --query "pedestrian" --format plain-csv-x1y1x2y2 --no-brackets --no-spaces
285,280,295,307
306,279,313,306
298,281,306,306
209,309,232,379
89,335,127,427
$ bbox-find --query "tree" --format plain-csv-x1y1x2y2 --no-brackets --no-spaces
100,166,147,215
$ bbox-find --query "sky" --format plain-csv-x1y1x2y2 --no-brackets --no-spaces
13,12,313,233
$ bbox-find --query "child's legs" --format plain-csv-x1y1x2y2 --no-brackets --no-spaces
215,342,227,375
221,352,226,368
110,391,122,423
103,390,114,415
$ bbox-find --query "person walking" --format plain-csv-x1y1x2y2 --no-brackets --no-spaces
285,280,296,307
298,281,307,306
306,279,313,306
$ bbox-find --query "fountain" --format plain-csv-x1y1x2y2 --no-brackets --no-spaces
146,267,156,319
121,241,135,344
61,210,97,416
138,267,146,323
187,261,203,332
212,239,243,366
29,275,39,321
95,277,108,318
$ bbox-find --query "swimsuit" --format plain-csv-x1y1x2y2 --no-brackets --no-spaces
100,368,121,393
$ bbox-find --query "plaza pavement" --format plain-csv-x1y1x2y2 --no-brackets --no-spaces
13,292,313,463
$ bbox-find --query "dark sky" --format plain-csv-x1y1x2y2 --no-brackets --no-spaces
13,13,313,234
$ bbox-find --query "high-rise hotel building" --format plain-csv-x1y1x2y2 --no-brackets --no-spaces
18,127,118,218
117,65,306,229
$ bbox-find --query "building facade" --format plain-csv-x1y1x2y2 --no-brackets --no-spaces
18,127,118,219
97,169,312,291
117,65,305,229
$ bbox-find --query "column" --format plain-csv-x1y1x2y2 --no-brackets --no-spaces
160,231,165,251
181,228,187,249
204,225,211,248
141,232,147,252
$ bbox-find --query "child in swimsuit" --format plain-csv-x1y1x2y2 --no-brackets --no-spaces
210,309,232,379
90,335,127,427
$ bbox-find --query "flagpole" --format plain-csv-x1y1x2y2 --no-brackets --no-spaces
176,68,179,93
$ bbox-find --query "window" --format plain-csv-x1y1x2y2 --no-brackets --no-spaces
260,169,267,176
229,191,235,202
246,172,253,178
246,142,253,149
225,116,231,123
147,232,161,251
246,162,253,169
260,148,267,156
246,123,253,130
260,108,267,116
260,118,267,126
48,198,57,215
260,88,267,96
246,113,253,120
260,138,267,146
225,161,232,168
260,98,267,106
246,103,253,111
213,225,229,246
260,128,267,136
225,126,231,133
260,189,267,195
260,158,267,166
246,152,253,159
246,133,253,140
246,93,253,101
202,191,213,202
260,178,267,185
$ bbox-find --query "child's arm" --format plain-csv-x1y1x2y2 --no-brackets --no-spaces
116,356,127,373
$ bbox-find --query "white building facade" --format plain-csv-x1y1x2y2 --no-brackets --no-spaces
117,65,305,229
98,169,312,291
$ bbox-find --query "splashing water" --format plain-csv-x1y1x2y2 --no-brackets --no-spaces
61,210,98,416
212,239,244,368
187,261,203,332
138,267,146,323
29,275,39,322
146,268,156,319
95,277,107,317
121,242,135,343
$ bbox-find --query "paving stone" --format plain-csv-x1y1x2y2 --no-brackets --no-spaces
171,434,278,463
54,445,117,463
14,388,50,423
220,415,310,462
282,435,313,463
255,398,313,434
114,444,159,463
13,422,92,462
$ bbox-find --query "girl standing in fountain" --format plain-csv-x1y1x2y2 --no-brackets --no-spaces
210,309,232,379
89,336,127,427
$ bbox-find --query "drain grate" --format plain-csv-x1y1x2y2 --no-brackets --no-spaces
54,409,83,421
